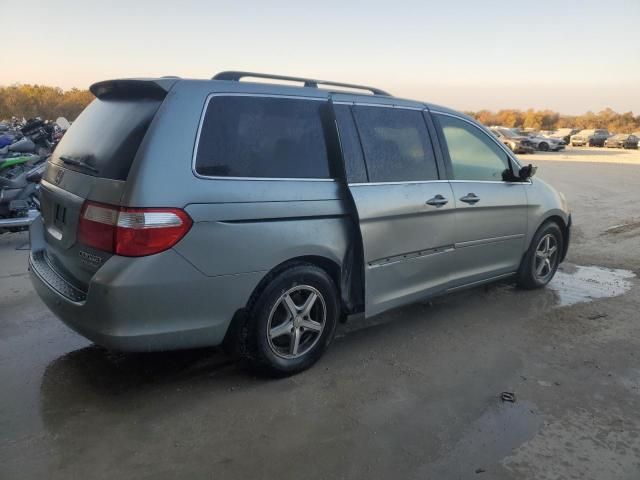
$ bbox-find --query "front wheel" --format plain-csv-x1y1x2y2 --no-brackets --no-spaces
538,142,549,151
517,222,563,289
240,264,339,376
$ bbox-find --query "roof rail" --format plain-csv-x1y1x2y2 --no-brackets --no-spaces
212,71,391,96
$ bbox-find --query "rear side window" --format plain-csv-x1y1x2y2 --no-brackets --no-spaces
52,97,161,180
195,96,331,178
352,106,438,182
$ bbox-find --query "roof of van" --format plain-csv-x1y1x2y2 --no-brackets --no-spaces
89,72,472,121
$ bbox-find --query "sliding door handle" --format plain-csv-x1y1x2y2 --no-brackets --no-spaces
426,194,448,207
460,193,480,205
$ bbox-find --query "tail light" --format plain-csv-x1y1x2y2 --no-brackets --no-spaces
78,201,192,257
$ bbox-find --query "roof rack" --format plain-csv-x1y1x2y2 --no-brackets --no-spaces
212,71,391,96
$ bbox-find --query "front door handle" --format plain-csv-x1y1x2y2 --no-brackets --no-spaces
426,194,448,207
460,193,480,205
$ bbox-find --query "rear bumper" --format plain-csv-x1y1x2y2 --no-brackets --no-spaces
29,217,264,351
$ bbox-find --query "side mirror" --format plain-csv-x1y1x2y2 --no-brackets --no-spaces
519,164,537,180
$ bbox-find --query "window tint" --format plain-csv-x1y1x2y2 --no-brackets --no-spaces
333,104,367,183
195,96,331,178
437,114,510,182
352,106,438,182
52,97,162,180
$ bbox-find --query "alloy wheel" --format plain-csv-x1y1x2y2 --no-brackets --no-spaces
266,285,326,359
534,233,559,281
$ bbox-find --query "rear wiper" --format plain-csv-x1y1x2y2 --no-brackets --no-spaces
59,155,99,174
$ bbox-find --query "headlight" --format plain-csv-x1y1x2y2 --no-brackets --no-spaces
509,141,517,149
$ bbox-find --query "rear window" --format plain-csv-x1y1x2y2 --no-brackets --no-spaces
52,97,161,180
195,96,331,179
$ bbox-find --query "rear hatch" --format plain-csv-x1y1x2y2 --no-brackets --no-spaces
39,79,174,291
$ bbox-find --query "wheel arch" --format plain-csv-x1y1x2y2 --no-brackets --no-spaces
530,213,570,262
223,251,364,353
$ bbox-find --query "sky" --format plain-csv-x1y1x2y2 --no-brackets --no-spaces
1,0,639,115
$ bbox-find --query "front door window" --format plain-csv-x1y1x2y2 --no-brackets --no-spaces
437,115,511,182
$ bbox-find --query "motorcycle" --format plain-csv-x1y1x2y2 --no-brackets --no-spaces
0,116,68,233
0,157,45,233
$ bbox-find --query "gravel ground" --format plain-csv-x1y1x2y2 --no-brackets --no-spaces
1,146,639,479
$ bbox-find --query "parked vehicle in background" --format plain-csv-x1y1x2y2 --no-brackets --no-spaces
550,128,579,145
0,117,68,232
29,71,571,375
490,127,535,153
604,133,639,149
570,129,609,147
513,129,565,151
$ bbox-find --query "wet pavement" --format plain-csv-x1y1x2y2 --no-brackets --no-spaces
549,264,634,306
2,153,640,479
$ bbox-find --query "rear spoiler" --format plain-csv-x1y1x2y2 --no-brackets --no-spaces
90,78,178,100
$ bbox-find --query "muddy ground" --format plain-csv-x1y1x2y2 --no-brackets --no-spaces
1,147,640,479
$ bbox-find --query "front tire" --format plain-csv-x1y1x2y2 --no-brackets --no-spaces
240,264,339,376
517,221,563,289
538,142,549,151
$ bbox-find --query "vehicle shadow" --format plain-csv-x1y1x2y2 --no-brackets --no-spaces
38,279,560,435
38,344,253,431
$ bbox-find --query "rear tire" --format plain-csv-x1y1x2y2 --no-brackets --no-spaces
240,264,339,376
517,221,563,290
539,142,549,151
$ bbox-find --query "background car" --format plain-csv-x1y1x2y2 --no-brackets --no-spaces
513,129,565,151
604,133,639,149
490,127,535,153
550,128,580,145
570,129,610,147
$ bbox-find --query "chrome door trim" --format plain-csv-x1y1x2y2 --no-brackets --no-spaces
455,233,525,248
192,92,336,182
348,179,449,187
449,179,532,185
368,244,455,268
348,179,530,187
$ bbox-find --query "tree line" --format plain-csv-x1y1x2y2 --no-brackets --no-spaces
0,84,94,121
2,84,639,133
466,108,640,133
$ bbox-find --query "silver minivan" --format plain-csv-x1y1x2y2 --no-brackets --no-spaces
29,72,571,375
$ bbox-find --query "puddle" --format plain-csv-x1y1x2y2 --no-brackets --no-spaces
549,265,635,306
502,408,640,478
420,400,543,477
